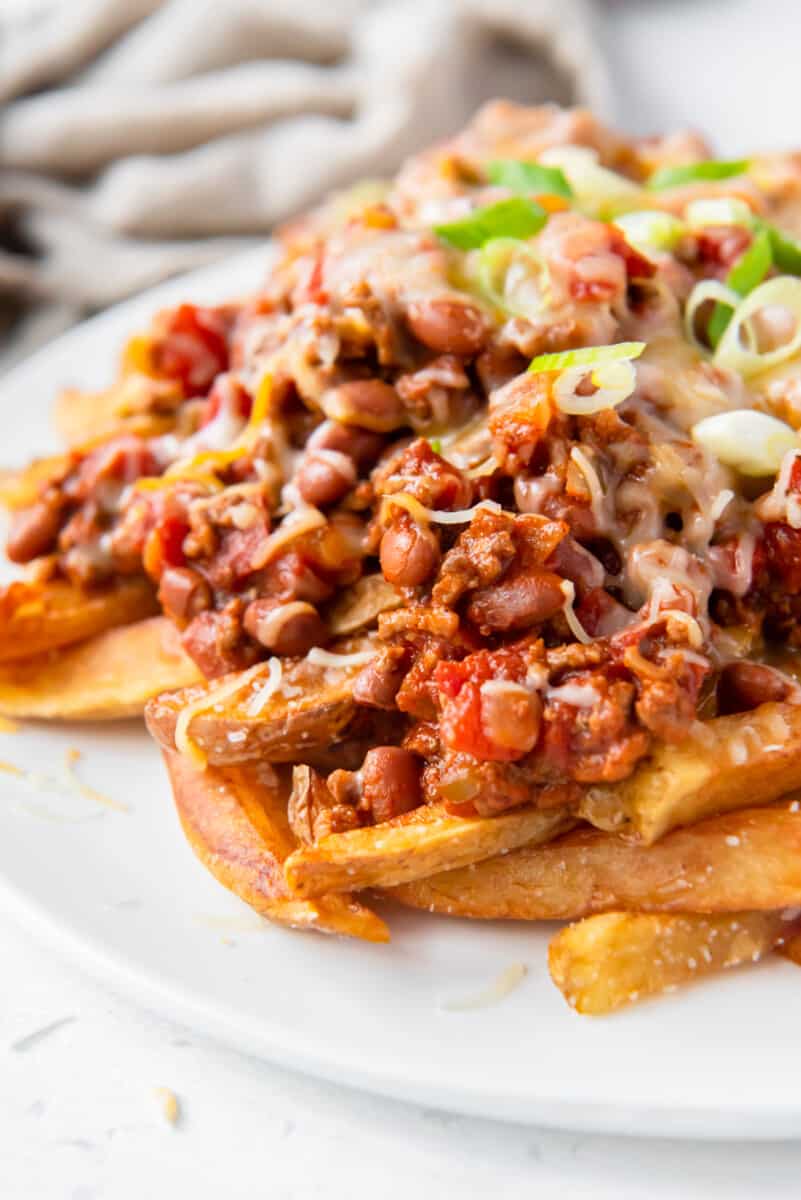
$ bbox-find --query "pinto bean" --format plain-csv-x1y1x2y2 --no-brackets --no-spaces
243,598,326,656
352,648,410,709
405,298,488,356
6,495,63,563
295,448,357,507
467,568,565,632
717,661,793,715
308,419,385,466
380,514,440,587
158,566,212,624
361,746,421,823
325,379,405,433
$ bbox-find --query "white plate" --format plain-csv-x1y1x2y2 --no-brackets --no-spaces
2,251,801,1140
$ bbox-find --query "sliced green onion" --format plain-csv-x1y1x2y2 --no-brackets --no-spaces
486,159,573,198
685,197,755,230
764,225,801,275
435,198,547,250
707,229,773,347
428,437,442,454
528,342,646,374
648,159,749,190
613,211,685,255
684,279,742,352
714,275,801,376
554,360,637,415
691,410,799,476
537,146,640,219
475,237,545,318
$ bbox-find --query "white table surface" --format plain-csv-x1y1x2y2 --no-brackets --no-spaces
6,2,801,1195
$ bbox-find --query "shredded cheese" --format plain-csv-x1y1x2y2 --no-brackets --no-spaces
559,579,592,644
255,505,326,566
382,493,502,525
245,657,283,716
306,647,377,668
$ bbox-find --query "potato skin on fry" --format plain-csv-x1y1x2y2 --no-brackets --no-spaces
0,615,200,720
388,805,801,920
580,703,801,844
285,800,576,897
164,751,389,942
0,576,158,663
146,643,374,764
548,910,801,1015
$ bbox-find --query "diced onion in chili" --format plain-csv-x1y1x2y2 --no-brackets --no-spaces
714,276,801,376
553,359,637,415
528,342,645,374
613,211,685,255
538,146,641,218
691,410,800,476
683,280,742,352
684,198,755,230
306,647,377,668
474,237,546,318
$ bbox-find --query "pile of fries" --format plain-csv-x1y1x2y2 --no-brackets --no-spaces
6,101,801,1014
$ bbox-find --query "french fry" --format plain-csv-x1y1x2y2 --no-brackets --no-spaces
54,377,178,448
0,615,201,720
0,576,158,662
549,910,801,1015
164,751,389,942
388,804,801,920
146,639,375,764
0,456,70,512
285,799,576,897
579,703,801,844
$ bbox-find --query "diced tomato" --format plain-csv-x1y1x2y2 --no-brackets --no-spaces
151,304,230,395
762,522,801,592
435,648,532,762
696,226,751,271
200,376,253,427
608,226,657,279
143,514,189,578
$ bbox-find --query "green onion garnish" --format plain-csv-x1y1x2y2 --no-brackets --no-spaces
647,159,749,190
428,437,443,454
528,342,646,374
764,225,801,276
435,198,547,250
707,229,773,347
486,159,573,199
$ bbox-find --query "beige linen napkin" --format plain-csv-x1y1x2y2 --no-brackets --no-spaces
0,0,612,370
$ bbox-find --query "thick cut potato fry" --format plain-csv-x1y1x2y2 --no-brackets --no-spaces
54,377,178,448
164,751,389,941
285,800,576,897
388,804,801,920
0,455,70,511
0,616,201,720
0,577,158,662
549,910,801,1015
146,639,375,764
579,703,801,844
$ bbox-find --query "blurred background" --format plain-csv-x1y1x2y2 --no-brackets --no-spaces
2,0,800,373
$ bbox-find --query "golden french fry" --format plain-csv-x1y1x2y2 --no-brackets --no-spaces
54,377,178,448
0,456,71,512
579,703,801,844
549,910,801,1015
146,639,375,764
164,751,389,942
777,928,801,968
388,804,801,920
285,800,576,897
0,576,158,663
0,615,201,720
